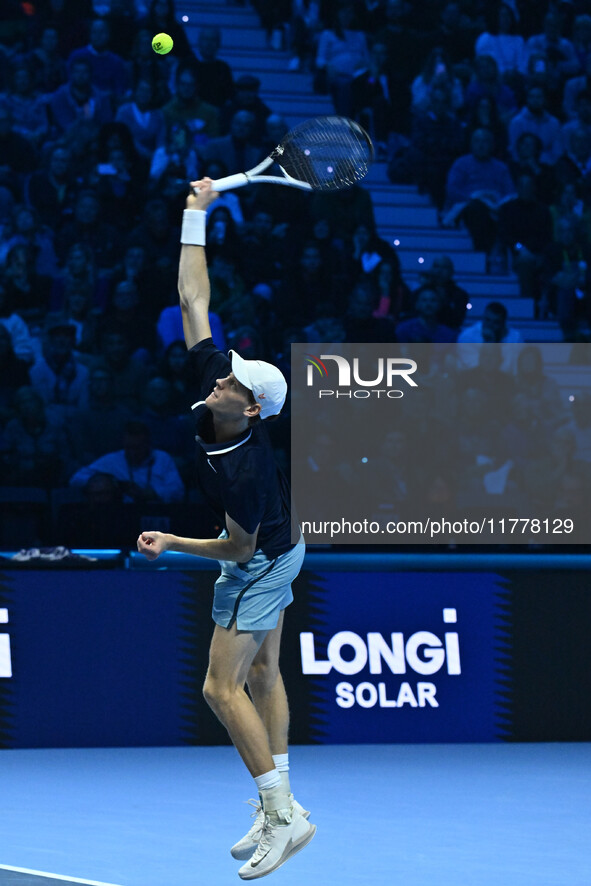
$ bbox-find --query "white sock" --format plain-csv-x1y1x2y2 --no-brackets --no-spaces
272,754,291,794
272,753,289,772
254,768,281,793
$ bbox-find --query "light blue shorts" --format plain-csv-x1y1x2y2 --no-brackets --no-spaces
213,535,305,632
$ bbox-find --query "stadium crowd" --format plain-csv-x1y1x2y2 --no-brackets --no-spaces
0,0,590,548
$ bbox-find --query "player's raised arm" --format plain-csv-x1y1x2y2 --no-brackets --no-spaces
178,178,219,349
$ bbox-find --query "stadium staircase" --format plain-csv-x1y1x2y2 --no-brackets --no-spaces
182,0,563,342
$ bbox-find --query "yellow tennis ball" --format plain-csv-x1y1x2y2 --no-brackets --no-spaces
152,33,173,55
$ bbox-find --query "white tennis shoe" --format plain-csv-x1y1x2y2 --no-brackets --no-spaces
237,806,316,880
231,796,310,861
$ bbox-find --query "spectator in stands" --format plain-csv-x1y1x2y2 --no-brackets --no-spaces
276,240,337,325
410,83,466,211
396,285,457,343
127,196,179,286
158,339,200,413
457,300,524,358
0,204,59,279
2,243,52,327
94,327,150,411
315,1,370,116
572,14,591,72
563,54,591,121
32,0,91,59
2,64,48,148
149,120,201,188
349,222,402,295
136,376,194,476
100,279,157,360
417,254,469,331
508,85,564,165
543,214,591,339
205,205,241,266
410,47,464,116
162,63,220,147
371,259,408,323
51,282,102,356
0,276,35,363
0,105,38,197
55,189,122,270
50,242,110,313
464,94,508,159
554,126,591,203
436,1,479,66
498,173,554,313
443,127,515,254
239,208,291,289
463,54,518,126
288,0,322,72
115,78,166,163
27,26,67,94
26,143,78,231
69,419,185,503
47,57,112,138
109,243,167,323
550,181,591,243
219,74,272,142
526,9,581,85
199,109,262,176
69,365,132,464
563,88,591,154
194,26,235,109
1,385,74,487
30,316,90,412
344,278,397,342
310,181,375,244
350,41,396,151
374,0,424,133
67,17,130,99
508,131,556,204
475,3,528,77
0,323,30,424
522,50,564,119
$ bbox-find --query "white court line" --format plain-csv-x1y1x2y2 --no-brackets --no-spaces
0,866,124,886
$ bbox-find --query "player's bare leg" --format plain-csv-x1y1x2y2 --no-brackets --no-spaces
203,622,274,777
247,610,289,756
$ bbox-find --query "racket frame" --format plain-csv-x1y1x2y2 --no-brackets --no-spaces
208,156,313,193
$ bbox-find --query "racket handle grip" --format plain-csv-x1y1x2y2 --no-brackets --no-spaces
208,173,249,192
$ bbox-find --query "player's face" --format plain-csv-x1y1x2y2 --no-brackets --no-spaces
206,372,253,420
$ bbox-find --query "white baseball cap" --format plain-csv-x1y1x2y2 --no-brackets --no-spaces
230,350,287,419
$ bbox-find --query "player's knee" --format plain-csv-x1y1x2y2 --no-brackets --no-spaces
203,674,229,710
248,659,280,693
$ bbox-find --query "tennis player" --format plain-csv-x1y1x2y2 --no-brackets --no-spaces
137,178,315,879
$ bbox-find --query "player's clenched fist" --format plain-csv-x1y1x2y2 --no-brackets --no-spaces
137,530,170,560
187,177,219,211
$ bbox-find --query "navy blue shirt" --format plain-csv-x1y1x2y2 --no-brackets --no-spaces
189,339,295,559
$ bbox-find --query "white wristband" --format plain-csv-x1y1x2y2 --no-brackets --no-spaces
181,209,206,246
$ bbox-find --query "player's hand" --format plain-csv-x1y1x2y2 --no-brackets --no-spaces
187,177,219,211
137,530,170,560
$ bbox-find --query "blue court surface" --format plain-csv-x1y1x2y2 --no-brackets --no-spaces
1,744,589,886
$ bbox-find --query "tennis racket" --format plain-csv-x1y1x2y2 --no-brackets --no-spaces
202,116,374,193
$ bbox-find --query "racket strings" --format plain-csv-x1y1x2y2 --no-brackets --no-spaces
272,117,374,192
